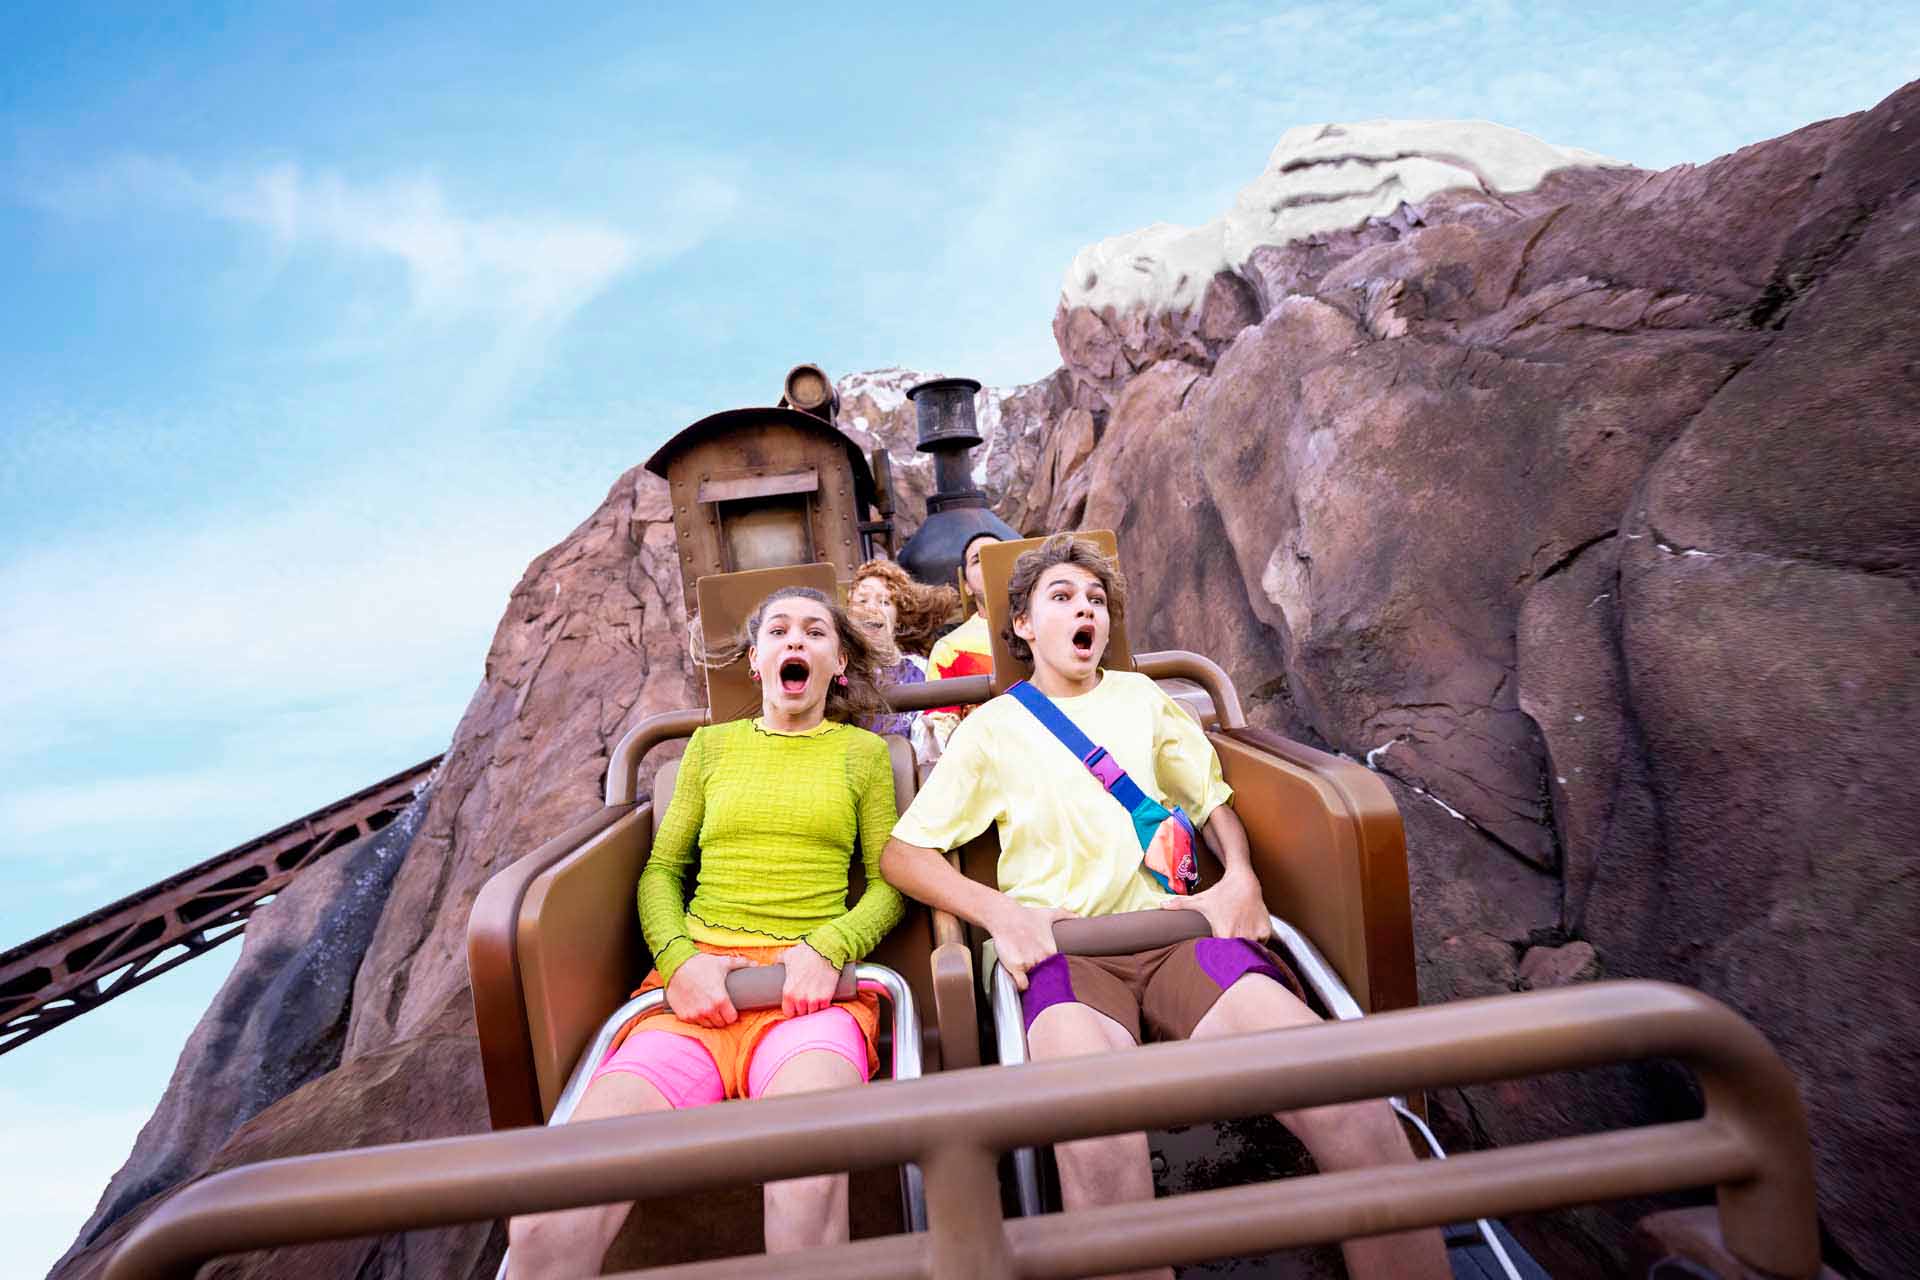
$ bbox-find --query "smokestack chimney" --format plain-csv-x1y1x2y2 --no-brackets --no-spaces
896,377,1018,587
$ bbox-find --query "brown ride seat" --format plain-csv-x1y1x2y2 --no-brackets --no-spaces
945,534,1513,1264
467,562,967,1268
949,533,1416,1012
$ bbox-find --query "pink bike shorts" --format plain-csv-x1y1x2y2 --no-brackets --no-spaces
589,1005,870,1109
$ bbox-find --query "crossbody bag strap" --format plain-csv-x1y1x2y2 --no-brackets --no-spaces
1006,680,1153,813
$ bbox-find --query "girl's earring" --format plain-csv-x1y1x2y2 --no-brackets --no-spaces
836,674,849,687
750,669,762,682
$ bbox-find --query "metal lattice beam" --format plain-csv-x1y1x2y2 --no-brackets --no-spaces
0,756,441,1056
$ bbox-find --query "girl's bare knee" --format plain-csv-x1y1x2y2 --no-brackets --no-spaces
763,1173,849,1252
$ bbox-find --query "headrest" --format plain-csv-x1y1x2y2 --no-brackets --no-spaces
695,563,841,723
977,530,1132,695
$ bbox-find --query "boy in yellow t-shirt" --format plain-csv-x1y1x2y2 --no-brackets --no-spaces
882,535,1447,1280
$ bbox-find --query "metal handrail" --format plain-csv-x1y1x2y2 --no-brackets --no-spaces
1131,651,1247,730
1266,915,1364,1021
570,966,924,1233
1259,918,1522,1280
604,708,709,806
989,916,1350,1219
987,961,1044,1218
105,981,1821,1280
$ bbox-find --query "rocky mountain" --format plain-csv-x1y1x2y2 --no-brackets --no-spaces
52,84,1918,1280
1047,91,1919,1279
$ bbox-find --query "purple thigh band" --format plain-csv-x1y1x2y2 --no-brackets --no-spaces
1021,953,1077,1032
1193,937,1289,992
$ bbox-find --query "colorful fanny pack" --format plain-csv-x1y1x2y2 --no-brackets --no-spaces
1006,680,1200,896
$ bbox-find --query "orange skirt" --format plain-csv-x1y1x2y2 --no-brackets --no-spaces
609,943,882,1099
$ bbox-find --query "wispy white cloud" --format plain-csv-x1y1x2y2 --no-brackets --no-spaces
0,687,455,851
29,154,740,423
0,483,537,722
38,155,658,323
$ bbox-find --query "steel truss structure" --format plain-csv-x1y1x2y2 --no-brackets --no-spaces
0,756,441,1056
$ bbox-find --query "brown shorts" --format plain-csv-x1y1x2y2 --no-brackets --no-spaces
1020,937,1304,1044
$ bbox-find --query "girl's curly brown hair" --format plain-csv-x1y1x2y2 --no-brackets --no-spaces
698,586,892,724
1002,534,1129,666
851,558,961,657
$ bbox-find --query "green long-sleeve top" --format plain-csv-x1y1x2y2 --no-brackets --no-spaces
639,717,906,984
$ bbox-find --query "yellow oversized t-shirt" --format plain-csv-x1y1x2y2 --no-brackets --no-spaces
892,669,1233,915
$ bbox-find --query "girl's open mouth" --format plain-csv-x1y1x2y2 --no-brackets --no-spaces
1071,624,1096,656
778,657,811,694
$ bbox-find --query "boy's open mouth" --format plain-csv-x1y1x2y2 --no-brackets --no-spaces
1071,624,1097,656
778,657,812,694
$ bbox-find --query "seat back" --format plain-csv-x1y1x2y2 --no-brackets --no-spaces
517,731,931,1118
1211,730,1416,1014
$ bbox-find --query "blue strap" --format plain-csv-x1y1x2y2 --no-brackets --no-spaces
1006,680,1152,813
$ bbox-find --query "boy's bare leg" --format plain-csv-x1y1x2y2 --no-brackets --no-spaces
1191,976,1452,1280
506,1072,670,1278
756,1048,863,1253
1025,1001,1174,1280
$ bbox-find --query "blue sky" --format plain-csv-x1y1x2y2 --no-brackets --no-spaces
2,2,1913,1273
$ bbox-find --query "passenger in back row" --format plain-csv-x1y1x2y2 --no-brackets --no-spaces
882,536,1447,1280
849,556,958,765
508,586,905,1277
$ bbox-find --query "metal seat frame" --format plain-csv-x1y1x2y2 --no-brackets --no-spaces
495,961,927,1277
547,961,927,1230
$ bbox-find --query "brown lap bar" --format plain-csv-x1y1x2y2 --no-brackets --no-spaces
1051,909,1210,956
722,964,860,1011
724,915,1212,1011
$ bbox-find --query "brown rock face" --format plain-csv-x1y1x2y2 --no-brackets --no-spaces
1516,941,1600,990
1052,83,1920,1277
343,467,699,1061
1052,269,1261,418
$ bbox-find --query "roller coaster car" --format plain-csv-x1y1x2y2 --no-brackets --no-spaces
449,532,1824,1280
459,529,1444,1274
101,395,1826,1280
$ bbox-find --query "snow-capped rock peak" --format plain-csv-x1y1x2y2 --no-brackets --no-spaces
1063,119,1625,314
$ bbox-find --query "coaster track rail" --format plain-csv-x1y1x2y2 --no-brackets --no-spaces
0,756,441,1057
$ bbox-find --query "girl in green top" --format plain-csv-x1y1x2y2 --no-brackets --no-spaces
508,586,905,1276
